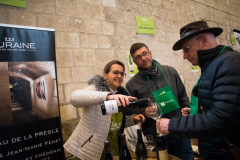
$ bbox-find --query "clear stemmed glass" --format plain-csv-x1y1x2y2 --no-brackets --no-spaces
148,102,162,121
145,134,155,152
147,102,165,136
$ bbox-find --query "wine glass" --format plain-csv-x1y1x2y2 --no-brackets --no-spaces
147,102,165,136
147,102,162,121
145,134,155,152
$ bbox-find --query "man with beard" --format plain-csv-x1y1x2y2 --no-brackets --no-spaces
126,43,193,160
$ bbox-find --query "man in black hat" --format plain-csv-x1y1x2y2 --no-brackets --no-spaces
157,21,240,160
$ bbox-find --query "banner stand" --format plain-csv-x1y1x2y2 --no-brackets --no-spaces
0,23,65,160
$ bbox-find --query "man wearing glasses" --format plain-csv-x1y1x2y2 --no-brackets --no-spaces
157,21,240,160
126,43,193,160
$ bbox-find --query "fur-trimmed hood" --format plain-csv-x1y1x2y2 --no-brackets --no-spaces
88,75,129,95
88,75,110,91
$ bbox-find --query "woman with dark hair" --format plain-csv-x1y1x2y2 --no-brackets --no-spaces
64,60,145,160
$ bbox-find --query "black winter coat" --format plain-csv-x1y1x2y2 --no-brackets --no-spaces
168,45,240,156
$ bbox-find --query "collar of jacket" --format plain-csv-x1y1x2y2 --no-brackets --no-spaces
88,75,128,95
197,45,233,70
88,75,110,91
138,59,162,80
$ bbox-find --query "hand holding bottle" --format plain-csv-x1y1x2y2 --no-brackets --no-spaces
133,114,146,123
106,94,137,106
101,98,150,115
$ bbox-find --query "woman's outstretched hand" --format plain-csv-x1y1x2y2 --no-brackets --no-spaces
106,94,137,106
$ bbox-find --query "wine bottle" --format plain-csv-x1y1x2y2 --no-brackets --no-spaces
101,98,150,115
104,141,113,160
156,133,168,160
135,129,148,160
119,133,132,160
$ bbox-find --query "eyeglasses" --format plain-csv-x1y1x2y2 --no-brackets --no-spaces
133,51,149,62
112,70,126,77
182,36,201,54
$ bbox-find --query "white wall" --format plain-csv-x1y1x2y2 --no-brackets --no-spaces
31,72,59,119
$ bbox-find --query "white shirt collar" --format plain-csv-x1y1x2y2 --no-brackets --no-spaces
109,88,118,94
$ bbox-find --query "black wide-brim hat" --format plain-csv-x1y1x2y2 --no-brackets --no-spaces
172,21,223,51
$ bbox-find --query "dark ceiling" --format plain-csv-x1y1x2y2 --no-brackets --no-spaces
8,62,55,81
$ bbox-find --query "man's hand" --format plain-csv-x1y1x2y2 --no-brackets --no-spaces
133,114,146,124
181,107,190,116
156,118,170,134
106,94,137,106
144,106,157,118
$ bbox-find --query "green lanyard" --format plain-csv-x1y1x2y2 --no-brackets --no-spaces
146,63,170,90
146,63,180,115
190,46,226,115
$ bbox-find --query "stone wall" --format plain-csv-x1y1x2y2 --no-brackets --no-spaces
0,0,240,158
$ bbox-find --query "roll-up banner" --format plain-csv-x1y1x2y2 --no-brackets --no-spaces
233,29,240,51
0,24,65,160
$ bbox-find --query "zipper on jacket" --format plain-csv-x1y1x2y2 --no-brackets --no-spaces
81,135,93,147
